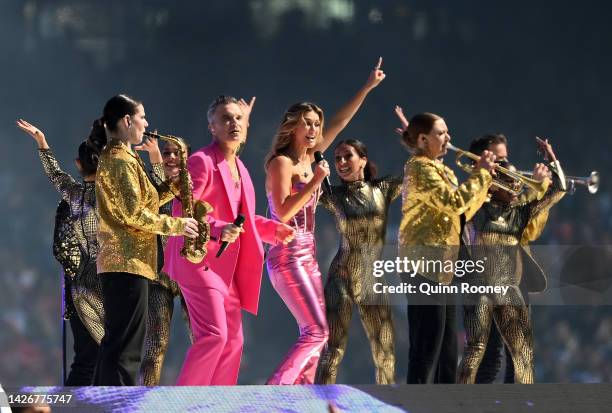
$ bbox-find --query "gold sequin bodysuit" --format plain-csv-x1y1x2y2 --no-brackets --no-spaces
457,184,565,384
315,176,401,384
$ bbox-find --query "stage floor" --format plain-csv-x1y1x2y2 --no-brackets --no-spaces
3,384,611,412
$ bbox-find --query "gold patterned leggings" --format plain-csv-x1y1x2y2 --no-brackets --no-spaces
458,287,534,384
138,281,193,386
71,262,105,345
315,274,395,384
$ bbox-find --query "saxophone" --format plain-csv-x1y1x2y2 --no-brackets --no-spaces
144,131,213,263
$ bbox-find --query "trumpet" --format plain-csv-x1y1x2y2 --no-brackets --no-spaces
446,143,549,200
518,169,599,195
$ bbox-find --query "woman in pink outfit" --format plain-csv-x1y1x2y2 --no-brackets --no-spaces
264,59,386,384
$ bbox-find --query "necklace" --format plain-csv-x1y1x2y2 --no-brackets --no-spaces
296,159,310,179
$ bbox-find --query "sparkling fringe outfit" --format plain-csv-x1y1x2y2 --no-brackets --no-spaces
40,148,104,385
398,155,492,383
266,183,329,385
457,161,566,384
315,177,401,384
138,169,193,386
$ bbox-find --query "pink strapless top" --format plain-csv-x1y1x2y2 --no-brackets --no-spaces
267,182,320,233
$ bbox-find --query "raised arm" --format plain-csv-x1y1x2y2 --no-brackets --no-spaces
134,134,163,165
238,96,256,129
17,119,80,200
394,105,410,136
17,119,49,150
517,137,564,205
134,135,179,205
536,136,566,191
266,155,329,223
526,139,567,220
378,174,404,203
311,57,386,156
135,133,165,185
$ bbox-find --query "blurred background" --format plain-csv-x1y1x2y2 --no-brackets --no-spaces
1,0,611,385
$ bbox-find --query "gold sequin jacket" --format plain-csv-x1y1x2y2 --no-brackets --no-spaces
398,155,492,284
96,139,185,280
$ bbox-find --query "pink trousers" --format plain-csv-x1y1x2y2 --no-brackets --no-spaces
176,281,243,385
266,232,329,384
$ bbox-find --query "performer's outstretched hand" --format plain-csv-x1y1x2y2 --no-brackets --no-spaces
316,57,386,153
365,57,386,90
238,96,256,127
16,118,49,149
535,136,557,162
393,105,409,135
275,223,295,245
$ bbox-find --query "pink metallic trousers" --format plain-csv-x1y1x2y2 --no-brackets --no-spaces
266,231,329,384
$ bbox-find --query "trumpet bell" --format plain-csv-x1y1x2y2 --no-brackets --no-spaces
587,171,600,194
520,169,600,195
568,171,600,194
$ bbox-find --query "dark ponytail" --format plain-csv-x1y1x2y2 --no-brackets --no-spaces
78,118,106,176
363,159,377,182
102,94,141,132
334,139,377,182
76,94,141,176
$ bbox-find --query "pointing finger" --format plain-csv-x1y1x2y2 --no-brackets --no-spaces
374,56,383,70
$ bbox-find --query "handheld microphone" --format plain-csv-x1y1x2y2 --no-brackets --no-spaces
314,151,332,195
216,214,245,258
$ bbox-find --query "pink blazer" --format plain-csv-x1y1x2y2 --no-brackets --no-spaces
164,142,278,314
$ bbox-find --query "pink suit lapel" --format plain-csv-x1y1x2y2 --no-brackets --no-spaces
236,159,254,217
211,143,239,219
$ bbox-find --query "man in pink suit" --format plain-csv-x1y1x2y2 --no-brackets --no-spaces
164,95,294,385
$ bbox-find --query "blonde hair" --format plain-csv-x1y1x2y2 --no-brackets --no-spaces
265,102,324,168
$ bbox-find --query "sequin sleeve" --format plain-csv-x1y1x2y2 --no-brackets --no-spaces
318,191,337,214
408,159,492,217
516,178,551,205
38,148,81,201
526,161,566,222
96,155,185,236
151,162,166,185
150,162,179,206
521,210,550,244
377,175,403,203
